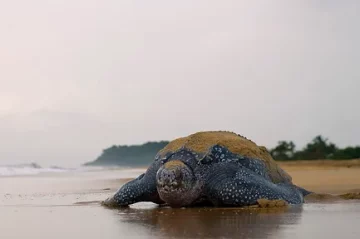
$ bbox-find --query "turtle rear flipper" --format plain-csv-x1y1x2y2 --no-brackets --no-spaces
294,185,313,197
304,192,360,203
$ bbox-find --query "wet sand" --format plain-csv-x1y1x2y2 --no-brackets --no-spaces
1,161,360,239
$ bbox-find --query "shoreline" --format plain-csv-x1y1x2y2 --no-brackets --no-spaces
278,159,360,169
2,160,360,239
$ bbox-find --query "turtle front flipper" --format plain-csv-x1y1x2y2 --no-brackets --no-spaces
102,173,163,208
204,163,304,207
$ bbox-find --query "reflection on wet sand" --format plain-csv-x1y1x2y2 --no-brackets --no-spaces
113,205,303,239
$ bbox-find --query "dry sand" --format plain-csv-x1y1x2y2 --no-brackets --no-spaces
279,160,360,194
1,160,360,239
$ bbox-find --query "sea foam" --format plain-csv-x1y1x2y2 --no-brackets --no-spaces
0,163,69,176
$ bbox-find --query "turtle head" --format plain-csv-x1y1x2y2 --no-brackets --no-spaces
156,160,198,207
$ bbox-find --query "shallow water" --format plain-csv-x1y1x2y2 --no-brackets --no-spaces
1,169,360,239
2,202,360,239
107,202,360,239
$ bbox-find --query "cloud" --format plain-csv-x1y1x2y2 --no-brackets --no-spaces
0,1,359,166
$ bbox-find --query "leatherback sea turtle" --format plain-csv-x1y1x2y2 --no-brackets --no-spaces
103,131,312,208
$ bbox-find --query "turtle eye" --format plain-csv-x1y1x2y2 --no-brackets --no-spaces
160,157,168,165
160,153,175,164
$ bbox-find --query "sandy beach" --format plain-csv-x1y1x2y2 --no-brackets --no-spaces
1,161,360,239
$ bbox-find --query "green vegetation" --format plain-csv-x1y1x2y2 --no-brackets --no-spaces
85,135,360,166
84,141,169,166
270,135,360,161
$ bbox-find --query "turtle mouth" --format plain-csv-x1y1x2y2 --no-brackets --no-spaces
158,185,184,196
156,160,196,207
157,181,181,191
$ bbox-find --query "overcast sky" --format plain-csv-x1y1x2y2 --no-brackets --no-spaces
1,0,359,167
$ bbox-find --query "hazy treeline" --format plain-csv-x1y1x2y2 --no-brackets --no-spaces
85,135,360,166
85,141,169,166
270,135,360,161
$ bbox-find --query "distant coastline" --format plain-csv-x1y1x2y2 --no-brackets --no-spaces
84,135,360,167
84,141,169,167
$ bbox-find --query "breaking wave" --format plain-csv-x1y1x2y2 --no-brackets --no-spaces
0,163,70,177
